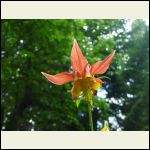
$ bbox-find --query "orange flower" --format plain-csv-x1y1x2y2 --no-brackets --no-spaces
42,39,115,100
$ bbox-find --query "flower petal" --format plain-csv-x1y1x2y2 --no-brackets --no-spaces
92,89,97,94
71,39,88,76
71,85,81,100
95,78,104,84
41,72,74,85
92,81,101,91
90,51,115,76
101,125,109,131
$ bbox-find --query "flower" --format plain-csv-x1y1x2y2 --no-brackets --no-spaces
101,121,109,131
41,39,115,100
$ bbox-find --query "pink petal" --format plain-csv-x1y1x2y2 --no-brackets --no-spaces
41,72,74,85
90,51,115,76
71,39,88,76
95,78,104,84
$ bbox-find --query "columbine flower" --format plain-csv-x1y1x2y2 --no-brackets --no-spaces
41,39,115,102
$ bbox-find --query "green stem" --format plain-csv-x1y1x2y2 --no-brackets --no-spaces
88,102,94,131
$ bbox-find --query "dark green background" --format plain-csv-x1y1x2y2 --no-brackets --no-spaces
1,19,149,131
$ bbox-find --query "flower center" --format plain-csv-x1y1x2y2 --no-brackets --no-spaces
72,74,101,100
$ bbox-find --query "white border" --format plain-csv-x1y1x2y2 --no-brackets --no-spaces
1,1,149,19
1,131,149,149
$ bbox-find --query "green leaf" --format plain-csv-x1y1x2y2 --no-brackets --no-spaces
75,99,81,108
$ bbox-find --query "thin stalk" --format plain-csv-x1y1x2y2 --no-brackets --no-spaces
88,102,94,131
98,76,111,80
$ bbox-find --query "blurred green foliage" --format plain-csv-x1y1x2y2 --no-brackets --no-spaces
1,19,149,131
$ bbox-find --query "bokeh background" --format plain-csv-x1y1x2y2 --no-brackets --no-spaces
1,19,149,131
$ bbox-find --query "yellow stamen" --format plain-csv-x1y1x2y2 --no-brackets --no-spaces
72,74,101,100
